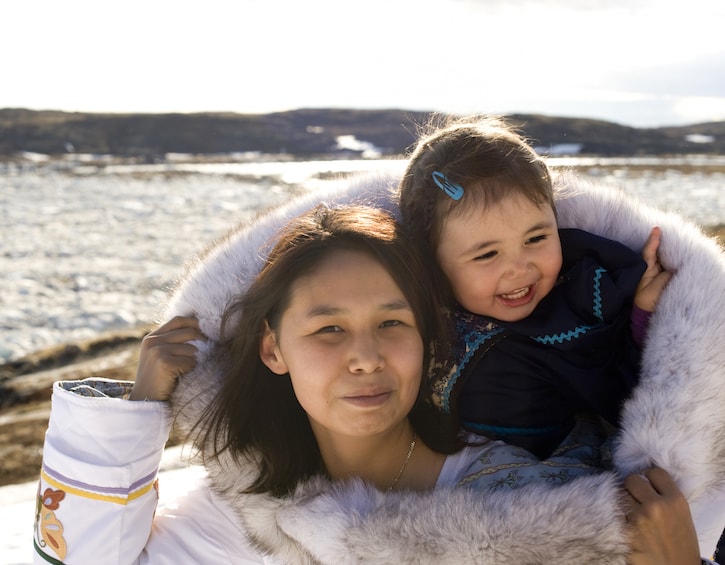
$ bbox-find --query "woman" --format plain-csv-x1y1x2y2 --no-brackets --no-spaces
34,204,616,563
34,172,725,564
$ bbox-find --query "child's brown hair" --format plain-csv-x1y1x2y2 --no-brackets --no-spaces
398,114,554,256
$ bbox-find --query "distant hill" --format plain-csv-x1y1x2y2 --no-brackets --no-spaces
1,107,723,158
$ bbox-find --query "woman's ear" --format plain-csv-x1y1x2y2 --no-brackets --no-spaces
259,321,289,375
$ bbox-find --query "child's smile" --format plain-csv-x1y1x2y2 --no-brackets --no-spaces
498,284,536,306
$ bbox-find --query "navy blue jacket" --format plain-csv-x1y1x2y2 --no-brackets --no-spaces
444,229,647,458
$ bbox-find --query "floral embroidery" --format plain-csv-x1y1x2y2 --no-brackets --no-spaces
540,469,575,484
152,478,160,519
429,309,507,411
41,488,65,510
491,471,522,490
35,486,68,561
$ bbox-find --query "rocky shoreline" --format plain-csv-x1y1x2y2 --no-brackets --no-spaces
1,226,723,488
4,107,725,158
0,329,147,486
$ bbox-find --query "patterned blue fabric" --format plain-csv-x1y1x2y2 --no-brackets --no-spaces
456,414,614,492
432,229,647,459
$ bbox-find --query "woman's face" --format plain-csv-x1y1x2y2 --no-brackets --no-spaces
260,249,423,447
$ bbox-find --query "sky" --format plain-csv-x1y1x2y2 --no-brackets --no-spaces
4,0,725,128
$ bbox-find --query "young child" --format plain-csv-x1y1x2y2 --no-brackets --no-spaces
34,204,610,563
398,115,672,458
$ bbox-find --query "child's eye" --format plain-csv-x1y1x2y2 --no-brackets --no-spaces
380,319,403,328
526,234,547,244
474,250,497,261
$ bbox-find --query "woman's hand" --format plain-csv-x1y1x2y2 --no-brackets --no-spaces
634,227,672,312
623,467,701,565
130,316,205,401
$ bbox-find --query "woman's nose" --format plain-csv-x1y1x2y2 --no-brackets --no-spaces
348,334,384,374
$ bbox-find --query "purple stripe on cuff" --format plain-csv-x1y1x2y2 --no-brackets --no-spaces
43,462,157,495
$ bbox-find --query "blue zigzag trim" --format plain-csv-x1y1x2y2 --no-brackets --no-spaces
532,266,607,345
591,266,606,321
533,324,595,345
441,326,505,412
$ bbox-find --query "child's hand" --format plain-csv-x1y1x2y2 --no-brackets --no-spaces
130,316,205,401
623,467,701,565
634,227,672,312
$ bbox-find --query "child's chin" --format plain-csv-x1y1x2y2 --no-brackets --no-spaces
494,303,537,323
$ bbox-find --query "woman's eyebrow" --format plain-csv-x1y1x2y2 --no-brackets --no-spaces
305,299,410,318
380,299,411,312
305,305,343,318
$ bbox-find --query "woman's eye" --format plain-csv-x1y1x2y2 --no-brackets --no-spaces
380,319,403,328
316,325,342,334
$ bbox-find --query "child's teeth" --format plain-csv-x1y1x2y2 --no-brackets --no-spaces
503,287,528,300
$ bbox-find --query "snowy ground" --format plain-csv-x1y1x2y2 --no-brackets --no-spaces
0,157,407,363
3,155,724,364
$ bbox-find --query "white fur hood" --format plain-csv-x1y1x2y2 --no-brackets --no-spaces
167,169,725,564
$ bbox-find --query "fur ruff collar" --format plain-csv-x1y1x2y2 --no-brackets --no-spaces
167,169,725,564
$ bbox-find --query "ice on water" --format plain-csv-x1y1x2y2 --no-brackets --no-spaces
2,156,724,364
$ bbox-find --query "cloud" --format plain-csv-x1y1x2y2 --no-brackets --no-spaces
607,52,725,97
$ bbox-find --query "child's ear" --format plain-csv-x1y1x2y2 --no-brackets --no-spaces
259,321,289,375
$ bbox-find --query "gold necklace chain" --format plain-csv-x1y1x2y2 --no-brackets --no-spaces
387,431,417,492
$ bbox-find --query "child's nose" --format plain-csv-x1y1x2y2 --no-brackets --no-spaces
506,254,530,277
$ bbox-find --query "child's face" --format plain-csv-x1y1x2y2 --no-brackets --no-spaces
261,249,423,449
436,192,562,322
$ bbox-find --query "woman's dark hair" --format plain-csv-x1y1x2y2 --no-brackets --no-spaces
196,204,460,497
398,114,555,259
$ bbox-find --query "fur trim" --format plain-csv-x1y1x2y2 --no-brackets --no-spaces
553,174,725,496
167,169,725,562
277,473,628,564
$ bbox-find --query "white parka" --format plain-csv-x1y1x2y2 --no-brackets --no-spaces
34,169,725,564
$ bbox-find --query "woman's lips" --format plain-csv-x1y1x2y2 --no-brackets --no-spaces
342,391,393,407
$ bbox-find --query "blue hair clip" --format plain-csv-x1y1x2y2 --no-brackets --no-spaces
431,171,464,200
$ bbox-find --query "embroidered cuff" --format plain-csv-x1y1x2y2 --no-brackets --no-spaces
60,377,134,399
630,304,652,346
